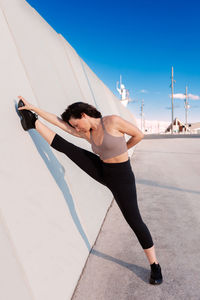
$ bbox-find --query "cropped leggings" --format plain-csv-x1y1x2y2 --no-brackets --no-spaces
50,133,154,249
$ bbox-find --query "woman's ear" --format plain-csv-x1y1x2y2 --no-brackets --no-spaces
81,112,86,119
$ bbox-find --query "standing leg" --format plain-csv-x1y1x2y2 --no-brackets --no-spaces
110,181,154,250
110,182,159,264
144,246,158,264
35,120,105,185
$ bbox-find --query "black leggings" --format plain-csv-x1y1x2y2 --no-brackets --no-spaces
50,133,154,249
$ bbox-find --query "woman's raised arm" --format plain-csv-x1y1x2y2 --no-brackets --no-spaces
17,96,83,138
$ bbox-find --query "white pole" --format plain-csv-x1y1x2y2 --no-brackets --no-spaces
171,66,174,134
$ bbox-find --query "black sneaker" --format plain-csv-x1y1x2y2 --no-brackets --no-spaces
18,100,38,131
149,262,163,285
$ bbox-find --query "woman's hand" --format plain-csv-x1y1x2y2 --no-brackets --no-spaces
18,96,34,111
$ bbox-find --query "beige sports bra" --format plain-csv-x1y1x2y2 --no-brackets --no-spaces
90,117,127,160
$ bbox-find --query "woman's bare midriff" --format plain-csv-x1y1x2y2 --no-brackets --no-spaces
102,151,129,163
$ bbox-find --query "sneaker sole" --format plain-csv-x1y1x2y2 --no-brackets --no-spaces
18,100,36,131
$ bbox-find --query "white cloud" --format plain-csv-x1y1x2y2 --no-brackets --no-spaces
170,93,200,100
188,94,200,100
173,93,186,99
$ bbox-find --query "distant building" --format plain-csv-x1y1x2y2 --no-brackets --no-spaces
136,119,170,134
165,118,185,133
188,122,200,134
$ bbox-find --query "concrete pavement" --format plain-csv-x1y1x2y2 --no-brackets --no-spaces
72,137,200,300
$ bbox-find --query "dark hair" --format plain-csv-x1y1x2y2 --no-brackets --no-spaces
61,102,102,128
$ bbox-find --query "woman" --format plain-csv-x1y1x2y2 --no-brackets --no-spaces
17,96,163,285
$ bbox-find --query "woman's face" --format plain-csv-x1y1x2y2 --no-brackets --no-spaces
69,114,90,133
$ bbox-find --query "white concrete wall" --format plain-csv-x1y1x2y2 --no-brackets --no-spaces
0,0,137,299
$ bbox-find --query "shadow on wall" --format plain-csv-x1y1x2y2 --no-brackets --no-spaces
15,101,91,251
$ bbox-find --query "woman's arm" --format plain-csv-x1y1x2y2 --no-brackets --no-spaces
17,96,83,138
33,106,83,137
111,115,144,149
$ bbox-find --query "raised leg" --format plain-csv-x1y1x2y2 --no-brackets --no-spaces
35,120,105,185
35,119,55,145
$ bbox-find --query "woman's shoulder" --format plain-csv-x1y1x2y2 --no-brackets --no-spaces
103,115,124,135
103,114,122,126
103,114,121,121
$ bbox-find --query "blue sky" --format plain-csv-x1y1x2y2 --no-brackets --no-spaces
27,0,200,123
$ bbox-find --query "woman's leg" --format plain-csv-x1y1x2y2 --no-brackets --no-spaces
144,246,158,264
111,182,159,264
110,181,154,249
108,171,158,264
36,120,159,264
35,119,56,145
35,120,105,185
